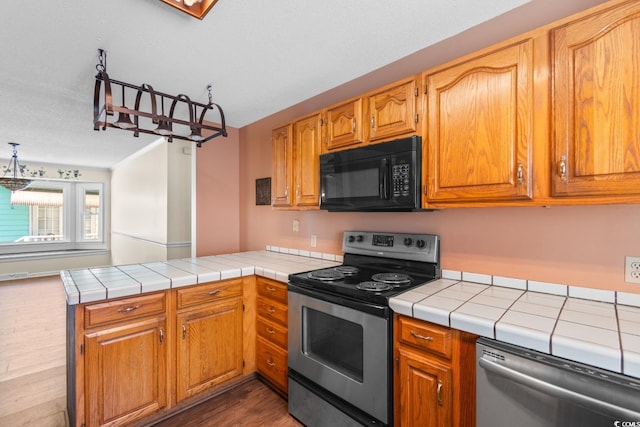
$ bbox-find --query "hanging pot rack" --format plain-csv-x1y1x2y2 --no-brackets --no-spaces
93,49,227,147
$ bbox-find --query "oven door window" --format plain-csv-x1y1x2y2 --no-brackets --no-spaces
302,307,363,382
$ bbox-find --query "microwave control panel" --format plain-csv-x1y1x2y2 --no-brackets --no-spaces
392,163,411,197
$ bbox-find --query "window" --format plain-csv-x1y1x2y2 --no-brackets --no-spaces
0,181,105,255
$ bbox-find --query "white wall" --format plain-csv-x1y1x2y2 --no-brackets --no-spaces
111,138,191,265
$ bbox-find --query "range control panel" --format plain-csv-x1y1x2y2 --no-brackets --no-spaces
343,231,439,263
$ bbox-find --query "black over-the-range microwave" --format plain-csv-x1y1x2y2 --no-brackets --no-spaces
319,135,423,212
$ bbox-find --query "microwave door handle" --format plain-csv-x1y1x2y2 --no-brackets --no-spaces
380,158,391,200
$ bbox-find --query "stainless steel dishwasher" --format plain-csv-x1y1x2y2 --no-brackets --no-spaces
476,338,640,427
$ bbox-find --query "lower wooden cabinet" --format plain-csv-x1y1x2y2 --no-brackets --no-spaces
176,295,244,402
84,314,167,427
255,277,289,394
394,314,476,427
68,278,247,427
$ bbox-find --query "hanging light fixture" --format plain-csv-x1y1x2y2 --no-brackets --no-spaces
0,143,32,192
160,0,219,20
93,49,227,147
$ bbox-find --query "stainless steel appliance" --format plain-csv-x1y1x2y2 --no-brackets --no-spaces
477,337,640,427
288,231,440,426
319,136,423,212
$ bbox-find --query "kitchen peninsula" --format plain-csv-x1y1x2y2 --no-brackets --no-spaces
62,247,640,427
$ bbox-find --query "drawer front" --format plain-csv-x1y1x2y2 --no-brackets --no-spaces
398,316,452,359
256,279,287,304
256,317,287,349
256,337,288,393
177,278,242,309
256,297,288,326
84,293,166,328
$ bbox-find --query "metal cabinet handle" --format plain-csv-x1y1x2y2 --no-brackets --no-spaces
267,307,276,313
296,184,300,196
437,380,443,406
370,114,375,129
558,156,567,181
117,305,140,313
159,328,164,344
182,324,186,339
266,286,276,292
207,290,220,296
266,359,276,367
266,327,276,334
352,118,356,134
517,162,524,185
410,330,434,341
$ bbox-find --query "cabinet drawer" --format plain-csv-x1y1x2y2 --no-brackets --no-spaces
256,296,288,327
256,337,288,393
84,292,166,329
398,316,452,359
257,317,287,349
177,278,242,309
256,279,288,304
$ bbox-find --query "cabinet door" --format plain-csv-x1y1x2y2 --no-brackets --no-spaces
84,316,167,427
272,124,293,207
367,77,419,142
425,39,533,203
176,297,243,402
293,114,321,207
324,98,363,152
552,1,640,197
396,347,452,427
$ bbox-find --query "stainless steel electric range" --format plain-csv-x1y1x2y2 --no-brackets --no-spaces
287,231,440,427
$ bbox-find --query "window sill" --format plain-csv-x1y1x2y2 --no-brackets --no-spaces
0,249,111,282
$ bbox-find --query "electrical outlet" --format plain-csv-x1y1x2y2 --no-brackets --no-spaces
293,219,299,233
311,235,317,248
625,256,640,283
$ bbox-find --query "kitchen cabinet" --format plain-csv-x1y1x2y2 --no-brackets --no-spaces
69,279,248,427
77,293,169,427
272,124,294,207
424,38,535,204
271,113,321,209
366,76,420,142
394,314,476,427
293,113,322,208
176,279,244,402
255,277,289,394
551,0,640,199
322,97,364,153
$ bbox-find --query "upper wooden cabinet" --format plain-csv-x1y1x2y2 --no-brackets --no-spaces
272,124,294,208
272,114,321,209
293,113,322,208
366,76,420,142
323,97,364,153
424,38,534,204
551,0,640,198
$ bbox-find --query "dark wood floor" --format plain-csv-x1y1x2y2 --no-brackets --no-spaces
152,379,303,427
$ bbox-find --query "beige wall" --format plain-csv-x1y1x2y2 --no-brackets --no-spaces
111,138,191,265
229,0,640,295
196,126,241,256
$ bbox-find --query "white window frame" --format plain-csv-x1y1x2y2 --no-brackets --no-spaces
0,180,106,255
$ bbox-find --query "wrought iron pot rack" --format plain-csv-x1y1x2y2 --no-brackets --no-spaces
93,49,226,147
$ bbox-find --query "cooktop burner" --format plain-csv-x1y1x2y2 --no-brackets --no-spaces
307,269,345,281
335,266,359,275
357,281,394,292
371,272,411,285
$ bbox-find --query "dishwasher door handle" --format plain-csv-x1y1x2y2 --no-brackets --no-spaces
479,357,640,421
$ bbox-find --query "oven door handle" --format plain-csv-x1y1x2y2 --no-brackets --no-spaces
479,357,640,420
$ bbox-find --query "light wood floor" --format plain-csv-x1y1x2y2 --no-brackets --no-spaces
152,379,302,427
0,276,68,427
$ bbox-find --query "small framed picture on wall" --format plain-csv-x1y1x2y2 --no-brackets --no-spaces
256,177,271,205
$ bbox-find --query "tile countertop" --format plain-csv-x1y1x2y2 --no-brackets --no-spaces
60,248,341,306
389,270,640,379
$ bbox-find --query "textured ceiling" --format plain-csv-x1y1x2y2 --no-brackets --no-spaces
0,0,600,168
